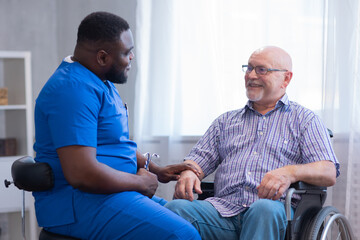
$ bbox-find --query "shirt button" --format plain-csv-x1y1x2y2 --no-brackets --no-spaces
284,140,288,144
248,172,251,175
253,151,257,155
259,131,263,135
262,116,266,120
242,204,247,207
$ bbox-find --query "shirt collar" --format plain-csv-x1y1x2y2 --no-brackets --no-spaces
245,93,290,112
63,55,74,63
278,93,289,106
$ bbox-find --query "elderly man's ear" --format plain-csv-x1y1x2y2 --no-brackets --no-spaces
282,72,293,89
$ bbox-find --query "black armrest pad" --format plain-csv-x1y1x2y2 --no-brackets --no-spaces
12,156,54,191
289,181,326,191
200,181,215,190
198,181,215,200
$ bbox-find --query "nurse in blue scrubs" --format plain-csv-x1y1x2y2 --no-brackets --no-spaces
33,11,201,240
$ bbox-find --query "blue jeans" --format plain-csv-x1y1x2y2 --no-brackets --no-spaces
165,199,294,240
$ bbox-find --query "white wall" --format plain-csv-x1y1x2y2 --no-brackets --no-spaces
0,0,138,135
0,0,58,109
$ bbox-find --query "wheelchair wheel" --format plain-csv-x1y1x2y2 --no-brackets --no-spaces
306,206,354,240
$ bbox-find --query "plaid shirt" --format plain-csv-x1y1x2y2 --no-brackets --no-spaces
185,94,339,217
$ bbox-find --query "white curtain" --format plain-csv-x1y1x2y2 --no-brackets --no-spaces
323,0,360,236
135,0,360,234
135,0,325,137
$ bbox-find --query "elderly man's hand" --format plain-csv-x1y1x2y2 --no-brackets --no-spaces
173,170,202,201
257,166,295,200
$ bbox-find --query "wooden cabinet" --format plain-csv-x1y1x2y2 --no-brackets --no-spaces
0,51,37,240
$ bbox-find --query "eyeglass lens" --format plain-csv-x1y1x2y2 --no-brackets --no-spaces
242,65,268,75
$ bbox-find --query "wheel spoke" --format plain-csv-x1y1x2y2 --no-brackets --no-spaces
306,206,355,240
335,230,341,240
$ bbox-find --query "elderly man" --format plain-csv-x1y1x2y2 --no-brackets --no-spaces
165,46,339,240
33,11,200,240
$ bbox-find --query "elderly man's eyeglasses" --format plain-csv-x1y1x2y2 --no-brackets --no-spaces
242,65,288,75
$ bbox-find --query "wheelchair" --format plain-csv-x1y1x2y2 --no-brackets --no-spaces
198,181,355,239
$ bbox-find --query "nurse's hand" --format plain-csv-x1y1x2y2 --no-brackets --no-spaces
155,163,201,183
137,168,158,198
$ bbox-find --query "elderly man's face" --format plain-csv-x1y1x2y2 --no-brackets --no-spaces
245,50,290,106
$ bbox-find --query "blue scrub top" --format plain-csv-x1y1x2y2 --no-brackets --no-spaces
33,57,137,227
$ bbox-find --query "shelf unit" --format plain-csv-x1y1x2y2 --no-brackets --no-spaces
0,51,37,240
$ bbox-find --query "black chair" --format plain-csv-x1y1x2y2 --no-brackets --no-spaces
4,156,79,240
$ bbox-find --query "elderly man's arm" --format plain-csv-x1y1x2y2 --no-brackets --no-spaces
257,160,336,200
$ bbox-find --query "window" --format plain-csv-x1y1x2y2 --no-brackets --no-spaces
136,0,325,136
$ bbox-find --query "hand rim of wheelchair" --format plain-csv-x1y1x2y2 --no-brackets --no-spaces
286,186,355,240
305,206,355,240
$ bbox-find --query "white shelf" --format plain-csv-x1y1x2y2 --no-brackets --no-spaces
0,105,27,110
0,51,31,59
0,50,36,240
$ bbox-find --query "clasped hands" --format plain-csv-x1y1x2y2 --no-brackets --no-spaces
136,162,201,198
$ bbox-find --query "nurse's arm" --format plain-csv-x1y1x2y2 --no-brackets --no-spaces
136,151,201,183
57,145,158,198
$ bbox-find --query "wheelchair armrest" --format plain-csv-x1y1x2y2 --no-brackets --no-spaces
197,181,215,200
200,181,215,190
11,156,54,192
289,181,327,191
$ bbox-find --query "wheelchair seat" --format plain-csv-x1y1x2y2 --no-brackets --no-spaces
4,156,79,240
